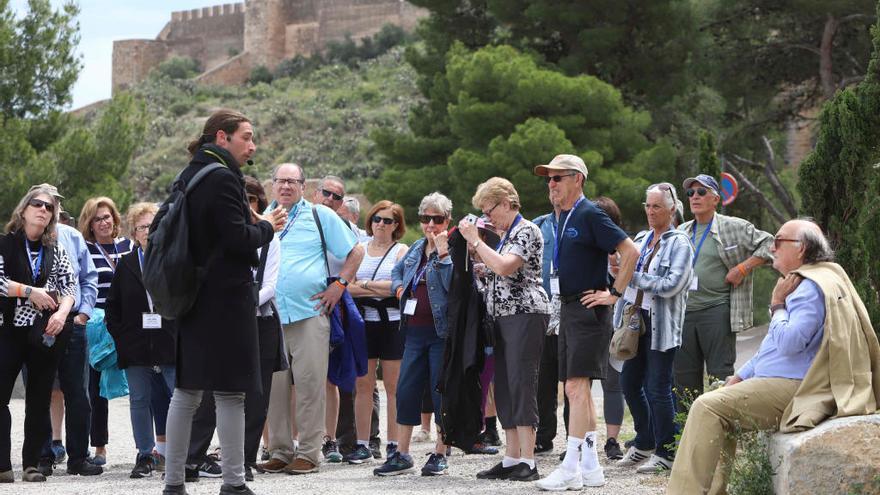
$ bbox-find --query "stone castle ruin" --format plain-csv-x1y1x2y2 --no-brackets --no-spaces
112,0,425,92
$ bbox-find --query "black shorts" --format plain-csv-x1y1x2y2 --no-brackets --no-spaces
558,300,612,381
365,320,405,360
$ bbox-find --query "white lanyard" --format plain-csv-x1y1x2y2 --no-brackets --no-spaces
137,248,155,313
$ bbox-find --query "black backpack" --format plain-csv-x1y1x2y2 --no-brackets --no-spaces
143,163,224,319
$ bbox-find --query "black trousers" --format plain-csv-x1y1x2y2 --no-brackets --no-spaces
536,334,559,446
40,322,91,466
336,386,380,453
88,367,108,447
1,326,65,471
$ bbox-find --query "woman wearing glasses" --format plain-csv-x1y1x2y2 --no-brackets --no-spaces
612,183,693,473
78,197,134,465
457,177,550,482
105,202,176,479
346,201,409,463
374,192,453,477
0,186,77,482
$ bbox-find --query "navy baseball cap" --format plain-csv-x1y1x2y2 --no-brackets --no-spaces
682,174,720,196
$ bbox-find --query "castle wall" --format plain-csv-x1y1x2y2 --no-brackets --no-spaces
196,51,254,86
244,0,287,69
112,39,169,93
164,4,245,72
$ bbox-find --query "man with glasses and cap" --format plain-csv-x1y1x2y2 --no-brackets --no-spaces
532,155,639,490
675,174,773,407
29,184,104,477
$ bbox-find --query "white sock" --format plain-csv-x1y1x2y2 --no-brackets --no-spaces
155,442,166,457
357,439,369,447
502,456,519,468
579,432,600,472
561,436,581,473
519,457,535,469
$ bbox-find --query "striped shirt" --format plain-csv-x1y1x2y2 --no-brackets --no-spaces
355,241,405,322
87,238,133,309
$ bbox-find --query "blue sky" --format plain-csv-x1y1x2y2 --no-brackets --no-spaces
11,1,213,109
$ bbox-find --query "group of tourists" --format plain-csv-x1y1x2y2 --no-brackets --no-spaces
1,109,877,495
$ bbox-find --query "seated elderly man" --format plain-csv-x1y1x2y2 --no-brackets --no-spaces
667,219,880,494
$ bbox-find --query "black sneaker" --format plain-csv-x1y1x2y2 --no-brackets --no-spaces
130,454,155,479
322,437,343,463
465,442,499,455
67,458,103,476
369,438,382,459
534,441,553,454
36,458,53,477
508,462,539,482
624,438,635,449
344,444,372,464
476,461,516,480
385,443,398,459
373,451,414,476
604,438,624,460
245,464,254,482
478,428,501,447
197,458,222,478
219,483,255,495
50,440,66,464
184,465,200,483
421,453,448,476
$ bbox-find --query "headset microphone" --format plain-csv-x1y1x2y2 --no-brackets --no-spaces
247,159,254,166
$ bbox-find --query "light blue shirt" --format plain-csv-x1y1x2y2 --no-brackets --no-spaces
737,279,825,381
56,223,98,317
271,199,357,324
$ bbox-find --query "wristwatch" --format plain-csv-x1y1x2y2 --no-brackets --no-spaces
769,303,786,317
336,277,350,287
609,287,623,298
24,286,32,298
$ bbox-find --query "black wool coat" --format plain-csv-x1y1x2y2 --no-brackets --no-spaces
105,249,177,369
174,144,274,393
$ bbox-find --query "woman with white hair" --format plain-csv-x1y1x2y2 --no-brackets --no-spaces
613,183,694,473
373,192,453,477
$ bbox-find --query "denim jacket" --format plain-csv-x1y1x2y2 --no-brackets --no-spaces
391,237,453,338
614,229,694,352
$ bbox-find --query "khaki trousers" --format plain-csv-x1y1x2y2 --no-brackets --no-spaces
266,315,330,465
667,377,801,495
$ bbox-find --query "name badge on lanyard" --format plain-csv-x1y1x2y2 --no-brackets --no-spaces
550,276,560,296
403,299,417,315
142,313,162,329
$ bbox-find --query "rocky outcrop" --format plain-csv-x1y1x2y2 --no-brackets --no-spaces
769,414,880,494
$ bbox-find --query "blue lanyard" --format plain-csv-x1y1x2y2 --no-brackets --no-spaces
496,214,523,251
278,202,304,241
25,240,43,283
552,196,585,273
410,255,430,294
635,232,656,272
690,217,714,267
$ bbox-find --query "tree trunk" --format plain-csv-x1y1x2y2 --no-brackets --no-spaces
820,14,840,99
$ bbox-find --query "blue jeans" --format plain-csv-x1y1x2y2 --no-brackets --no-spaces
125,366,175,455
40,322,92,465
621,310,678,459
396,325,445,426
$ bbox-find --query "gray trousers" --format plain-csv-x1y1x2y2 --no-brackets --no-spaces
164,388,245,487
674,303,735,403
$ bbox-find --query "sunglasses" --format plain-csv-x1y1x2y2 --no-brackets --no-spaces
545,173,577,184
28,198,55,212
371,215,396,225
686,187,709,197
419,214,447,225
321,189,343,201
773,237,801,249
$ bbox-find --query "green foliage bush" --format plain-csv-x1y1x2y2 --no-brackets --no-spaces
154,57,201,80
248,65,274,85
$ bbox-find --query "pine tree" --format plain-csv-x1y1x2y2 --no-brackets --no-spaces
798,1,880,330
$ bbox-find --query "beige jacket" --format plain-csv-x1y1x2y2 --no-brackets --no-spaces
780,262,880,432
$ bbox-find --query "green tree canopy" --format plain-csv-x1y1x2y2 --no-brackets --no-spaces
368,45,676,222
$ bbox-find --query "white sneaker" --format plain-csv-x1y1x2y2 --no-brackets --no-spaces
535,466,584,491
582,466,606,487
635,454,672,473
615,446,654,467
412,429,432,443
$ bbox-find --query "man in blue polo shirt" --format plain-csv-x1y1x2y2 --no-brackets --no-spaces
533,155,638,491
259,163,364,476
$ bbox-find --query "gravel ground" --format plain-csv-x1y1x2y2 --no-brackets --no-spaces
0,383,669,495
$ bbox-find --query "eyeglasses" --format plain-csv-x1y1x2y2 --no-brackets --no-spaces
134,224,151,233
773,237,801,249
686,187,709,197
545,173,577,184
92,213,113,224
273,177,304,186
27,198,55,213
419,214,447,225
371,215,396,225
482,203,499,216
321,189,343,201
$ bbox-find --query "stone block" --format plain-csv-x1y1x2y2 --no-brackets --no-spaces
769,414,880,494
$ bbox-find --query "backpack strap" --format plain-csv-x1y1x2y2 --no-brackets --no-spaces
184,163,225,194
312,207,331,279
255,241,270,289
